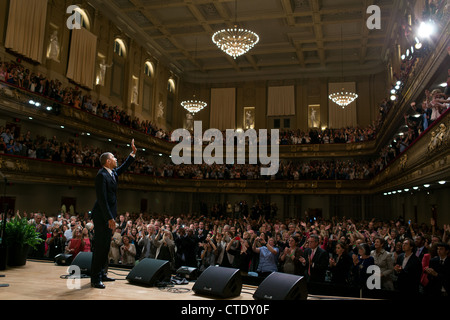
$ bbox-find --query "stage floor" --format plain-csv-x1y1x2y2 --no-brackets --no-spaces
0,260,368,300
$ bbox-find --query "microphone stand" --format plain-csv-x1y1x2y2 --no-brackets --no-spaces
0,172,9,287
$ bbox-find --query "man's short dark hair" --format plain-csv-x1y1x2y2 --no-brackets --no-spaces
309,234,319,243
436,242,450,251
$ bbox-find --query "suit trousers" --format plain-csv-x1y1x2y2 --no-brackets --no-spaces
91,218,112,282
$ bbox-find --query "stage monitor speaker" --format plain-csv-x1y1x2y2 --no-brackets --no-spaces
55,253,73,266
253,272,308,300
176,266,198,280
70,252,92,276
126,258,171,286
192,266,242,298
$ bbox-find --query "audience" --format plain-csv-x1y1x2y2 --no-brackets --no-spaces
4,197,446,299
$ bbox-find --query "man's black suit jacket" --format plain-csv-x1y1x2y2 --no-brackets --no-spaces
303,246,329,283
91,155,135,225
395,253,422,294
427,257,450,297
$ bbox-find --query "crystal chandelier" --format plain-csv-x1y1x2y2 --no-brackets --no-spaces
212,27,259,59
181,38,207,115
329,90,358,108
181,96,207,114
212,0,259,59
328,25,358,108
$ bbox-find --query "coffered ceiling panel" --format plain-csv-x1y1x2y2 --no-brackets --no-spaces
91,0,400,83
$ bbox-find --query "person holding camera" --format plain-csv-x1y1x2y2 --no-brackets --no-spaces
227,233,252,275
199,234,217,272
154,228,176,271
47,227,66,259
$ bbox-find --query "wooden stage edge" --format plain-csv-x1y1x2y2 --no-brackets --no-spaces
0,260,371,301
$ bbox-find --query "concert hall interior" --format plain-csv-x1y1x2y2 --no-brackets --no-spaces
0,0,449,303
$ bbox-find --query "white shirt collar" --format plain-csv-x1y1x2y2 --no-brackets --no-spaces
104,167,113,176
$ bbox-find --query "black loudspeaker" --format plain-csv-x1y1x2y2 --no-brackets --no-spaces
176,266,199,280
253,272,308,300
126,258,171,286
192,266,242,298
55,253,73,266
70,252,92,276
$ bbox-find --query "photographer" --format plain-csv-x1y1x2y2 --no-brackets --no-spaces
46,227,66,259
216,232,234,268
227,232,252,275
154,228,176,271
199,234,217,272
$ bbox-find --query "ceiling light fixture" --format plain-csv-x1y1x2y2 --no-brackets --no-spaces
328,24,358,108
181,38,207,115
212,0,259,59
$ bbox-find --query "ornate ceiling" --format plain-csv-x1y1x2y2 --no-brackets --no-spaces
90,0,400,83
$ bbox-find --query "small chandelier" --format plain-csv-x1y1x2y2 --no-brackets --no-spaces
212,0,259,59
181,96,207,114
328,25,358,109
181,38,207,115
212,26,259,59
329,90,358,108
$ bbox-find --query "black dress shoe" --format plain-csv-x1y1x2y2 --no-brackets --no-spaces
91,281,106,289
102,276,115,282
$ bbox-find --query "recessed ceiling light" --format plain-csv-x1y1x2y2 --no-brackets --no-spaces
438,181,446,185
424,184,430,188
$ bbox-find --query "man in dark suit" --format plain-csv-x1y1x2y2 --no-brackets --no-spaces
425,243,450,298
414,235,428,262
90,139,137,289
300,234,329,283
394,238,422,297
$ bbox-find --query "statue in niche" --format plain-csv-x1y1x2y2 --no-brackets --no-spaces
245,110,254,129
131,83,138,104
97,59,113,86
47,30,60,62
157,101,165,119
310,108,317,128
185,113,194,131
